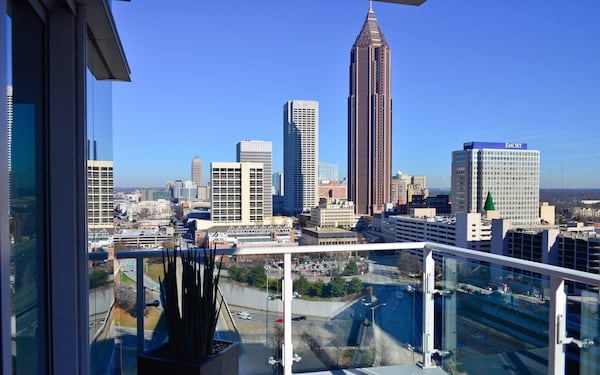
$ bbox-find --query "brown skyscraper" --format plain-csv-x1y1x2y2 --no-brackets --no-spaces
348,4,392,215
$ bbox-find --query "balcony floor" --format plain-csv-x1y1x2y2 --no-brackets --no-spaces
305,364,448,374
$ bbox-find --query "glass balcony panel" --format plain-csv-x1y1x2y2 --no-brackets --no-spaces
442,257,549,374
89,251,114,374
114,256,139,374
289,250,424,372
221,253,282,375
568,287,600,374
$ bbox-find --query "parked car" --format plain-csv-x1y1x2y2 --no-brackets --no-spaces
237,311,251,320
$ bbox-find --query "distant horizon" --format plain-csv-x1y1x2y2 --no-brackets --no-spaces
114,185,600,192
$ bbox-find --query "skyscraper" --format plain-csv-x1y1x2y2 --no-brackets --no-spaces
451,142,540,226
348,3,392,216
283,100,319,215
191,154,203,186
237,140,272,218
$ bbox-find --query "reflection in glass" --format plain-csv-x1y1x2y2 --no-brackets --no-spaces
10,2,47,373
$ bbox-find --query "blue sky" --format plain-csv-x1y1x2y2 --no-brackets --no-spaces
111,0,600,189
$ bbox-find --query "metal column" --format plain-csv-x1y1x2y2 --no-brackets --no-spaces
422,246,435,368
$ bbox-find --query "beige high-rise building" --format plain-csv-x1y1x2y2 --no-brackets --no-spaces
191,154,203,186
348,4,392,215
87,160,114,232
210,162,264,224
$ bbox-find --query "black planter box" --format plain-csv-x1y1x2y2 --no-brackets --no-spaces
137,340,239,375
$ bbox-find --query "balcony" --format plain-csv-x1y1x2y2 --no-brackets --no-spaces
89,242,600,375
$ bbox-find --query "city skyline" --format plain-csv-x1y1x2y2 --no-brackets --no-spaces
111,1,600,189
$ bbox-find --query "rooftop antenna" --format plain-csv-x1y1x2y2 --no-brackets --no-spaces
369,0,373,11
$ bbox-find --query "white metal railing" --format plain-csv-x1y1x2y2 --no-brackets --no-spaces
110,242,600,375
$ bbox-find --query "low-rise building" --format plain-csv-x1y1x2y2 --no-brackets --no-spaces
300,227,358,246
318,179,347,200
382,210,492,252
308,199,357,230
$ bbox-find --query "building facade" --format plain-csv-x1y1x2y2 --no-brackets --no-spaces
211,162,264,224
391,172,429,205
237,140,272,218
300,227,358,246
348,4,392,216
272,171,283,196
383,211,492,252
451,142,540,226
318,179,347,200
87,160,114,233
318,162,339,181
491,220,600,292
191,154,203,186
283,100,319,215
308,200,356,230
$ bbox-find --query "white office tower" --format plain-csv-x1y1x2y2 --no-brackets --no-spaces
211,162,264,224
237,140,272,218
283,100,319,215
451,142,540,226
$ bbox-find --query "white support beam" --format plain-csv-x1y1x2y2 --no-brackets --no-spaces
283,252,293,375
421,246,435,368
548,276,566,375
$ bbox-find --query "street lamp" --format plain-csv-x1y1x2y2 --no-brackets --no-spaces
370,303,386,327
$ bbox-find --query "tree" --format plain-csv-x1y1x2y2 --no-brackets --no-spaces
327,276,346,297
344,259,358,276
227,265,249,283
294,275,310,295
89,269,109,289
249,266,266,287
347,277,364,295
308,280,325,297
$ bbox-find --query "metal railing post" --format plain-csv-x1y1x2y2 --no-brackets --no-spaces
548,276,566,375
136,256,145,355
282,252,293,375
421,245,435,368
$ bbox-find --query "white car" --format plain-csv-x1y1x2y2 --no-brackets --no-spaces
237,311,252,320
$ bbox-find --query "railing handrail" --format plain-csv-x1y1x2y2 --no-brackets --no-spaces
106,241,600,287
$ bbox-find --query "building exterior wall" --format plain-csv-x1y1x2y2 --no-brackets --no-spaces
318,180,347,200
283,100,318,215
300,227,358,246
308,201,356,229
318,162,339,181
451,142,540,226
272,171,283,196
384,212,491,251
237,140,272,218
211,162,264,225
348,7,392,216
87,160,114,232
